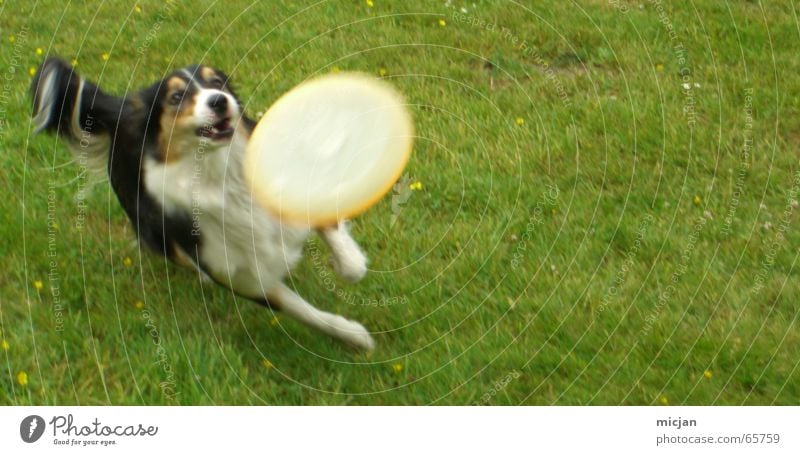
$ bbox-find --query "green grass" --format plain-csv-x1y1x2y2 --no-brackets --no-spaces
2,0,799,405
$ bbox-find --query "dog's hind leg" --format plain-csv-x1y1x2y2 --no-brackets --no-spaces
267,282,375,351
318,221,368,283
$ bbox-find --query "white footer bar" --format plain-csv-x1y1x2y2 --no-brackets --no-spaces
1,406,796,454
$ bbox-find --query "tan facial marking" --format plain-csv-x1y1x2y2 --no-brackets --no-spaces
158,76,196,163
200,66,216,81
167,76,187,93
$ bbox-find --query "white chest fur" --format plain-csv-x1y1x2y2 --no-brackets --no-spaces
143,133,310,297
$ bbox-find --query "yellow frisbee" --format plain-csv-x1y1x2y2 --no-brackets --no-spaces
244,73,414,227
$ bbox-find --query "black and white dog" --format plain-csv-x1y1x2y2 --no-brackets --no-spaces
30,58,375,350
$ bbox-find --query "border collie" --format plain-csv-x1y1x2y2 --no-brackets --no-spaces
30,57,375,350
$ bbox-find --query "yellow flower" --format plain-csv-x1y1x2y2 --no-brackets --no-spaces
409,181,423,191
331,66,340,73
35,47,43,56
655,63,664,72
71,58,78,66
101,52,110,61
693,195,701,205
261,358,274,369
17,371,28,386
378,67,388,77
29,67,36,76
515,117,524,126
366,0,374,7
135,300,144,310
392,363,404,373
659,395,669,405
703,370,713,379
1,340,9,351
122,257,133,267
8,35,15,43
270,316,280,326
438,19,446,27
33,280,44,290
134,5,142,13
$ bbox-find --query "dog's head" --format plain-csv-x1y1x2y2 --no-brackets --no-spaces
31,58,256,167
141,64,254,162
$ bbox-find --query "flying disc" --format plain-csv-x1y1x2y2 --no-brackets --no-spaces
244,72,414,227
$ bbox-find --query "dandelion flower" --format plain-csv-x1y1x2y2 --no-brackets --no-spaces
692,195,701,205
378,67,388,77
366,0,373,7
135,300,144,310
17,371,28,386
409,181,423,191
134,5,142,13
438,19,447,27
659,395,669,405
71,58,78,66
33,280,44,291
8,35,15,43
28,67,36,76
331,66,340,73
1,340,9,351
101,52,110,61
270,316,280,326
122,257,133,267
392,363,404,373
703,370,713,379
655,63,664,72
35,47,43,56
261,358,274,369
515,117,524,126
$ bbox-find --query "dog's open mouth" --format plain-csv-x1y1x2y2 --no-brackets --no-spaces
196,118,234,140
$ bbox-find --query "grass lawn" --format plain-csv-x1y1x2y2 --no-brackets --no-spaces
1,0,799,405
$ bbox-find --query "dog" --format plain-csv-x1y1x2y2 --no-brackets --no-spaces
30,57,375,350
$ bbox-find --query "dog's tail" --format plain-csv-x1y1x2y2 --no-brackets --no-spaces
30,57,123,173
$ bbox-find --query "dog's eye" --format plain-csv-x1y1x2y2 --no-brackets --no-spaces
209,77,224,88
169,91,184,105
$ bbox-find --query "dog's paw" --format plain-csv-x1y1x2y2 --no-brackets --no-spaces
331,249,368,283
332,317,375,351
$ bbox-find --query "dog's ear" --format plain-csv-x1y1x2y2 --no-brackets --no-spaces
30,57,124,173
31,57,123,137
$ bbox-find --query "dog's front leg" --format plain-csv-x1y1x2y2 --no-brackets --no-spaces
267,282,375,351
318,221,368,283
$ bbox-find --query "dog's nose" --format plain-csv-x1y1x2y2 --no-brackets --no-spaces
208,94,228,115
